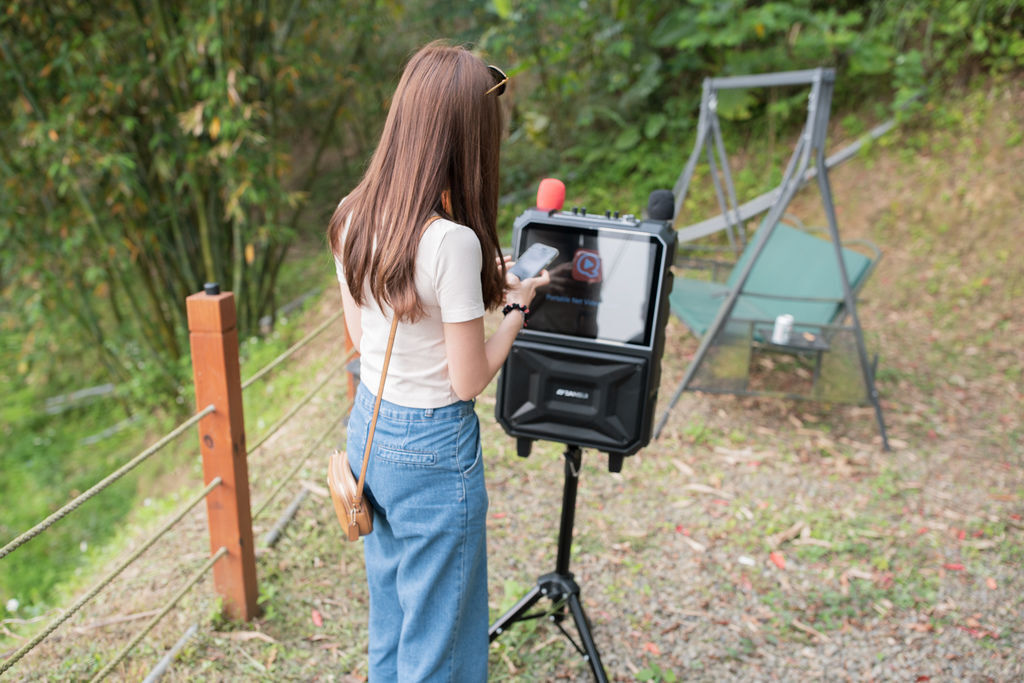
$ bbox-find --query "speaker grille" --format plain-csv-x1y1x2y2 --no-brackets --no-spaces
498,342,648,452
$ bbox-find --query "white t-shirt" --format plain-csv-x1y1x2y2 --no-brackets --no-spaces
335,216,486,408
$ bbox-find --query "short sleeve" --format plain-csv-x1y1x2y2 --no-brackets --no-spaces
434,227,486,323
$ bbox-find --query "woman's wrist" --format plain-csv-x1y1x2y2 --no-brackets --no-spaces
502,302,529,326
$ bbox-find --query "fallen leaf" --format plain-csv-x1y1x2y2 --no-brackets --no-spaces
957,625,999,639
312,608,324,627
770,551,786,569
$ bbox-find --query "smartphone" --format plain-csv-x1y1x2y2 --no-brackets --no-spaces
509,242,559,281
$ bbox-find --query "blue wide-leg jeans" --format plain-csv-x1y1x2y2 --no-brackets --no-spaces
346,383,489,682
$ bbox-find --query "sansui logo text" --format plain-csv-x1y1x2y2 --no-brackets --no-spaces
555,388,590,400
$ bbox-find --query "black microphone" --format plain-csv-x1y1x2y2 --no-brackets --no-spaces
646,189,674,221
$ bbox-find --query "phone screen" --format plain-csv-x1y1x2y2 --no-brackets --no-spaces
509,243,558,281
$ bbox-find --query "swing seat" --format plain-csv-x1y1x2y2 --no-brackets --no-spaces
670,223,880,340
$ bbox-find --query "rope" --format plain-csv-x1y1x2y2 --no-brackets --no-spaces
0,405,216,561
251,411,346,521
241,309,345,390
89,546,228,682
246,353,353,456
0,478,222,677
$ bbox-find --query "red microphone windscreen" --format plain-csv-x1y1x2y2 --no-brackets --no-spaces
536,178,566,211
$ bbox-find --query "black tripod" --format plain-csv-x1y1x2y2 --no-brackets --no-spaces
489,445,608,682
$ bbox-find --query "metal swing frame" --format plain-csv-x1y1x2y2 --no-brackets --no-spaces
655,68,890,449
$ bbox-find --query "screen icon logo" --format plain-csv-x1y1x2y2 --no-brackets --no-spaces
572,249,602,283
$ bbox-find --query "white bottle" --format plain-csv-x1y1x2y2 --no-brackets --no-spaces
771,314,794,344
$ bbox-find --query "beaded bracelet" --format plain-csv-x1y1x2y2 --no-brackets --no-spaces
502,303,529,326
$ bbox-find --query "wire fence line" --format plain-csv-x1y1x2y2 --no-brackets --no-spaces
246,351,355,456
0,404,216,562
1,301,354,678
251,408,349,522
89,546,229,682
241,309,345,390
141,622,198,683
0,478,223,677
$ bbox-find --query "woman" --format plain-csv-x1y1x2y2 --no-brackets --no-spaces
328,42,549,681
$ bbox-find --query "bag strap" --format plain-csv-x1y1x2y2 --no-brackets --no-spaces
354,215,442,506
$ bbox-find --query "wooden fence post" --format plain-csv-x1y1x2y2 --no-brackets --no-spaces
186,284,259,622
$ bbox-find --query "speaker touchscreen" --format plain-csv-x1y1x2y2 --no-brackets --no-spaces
519,225,662,347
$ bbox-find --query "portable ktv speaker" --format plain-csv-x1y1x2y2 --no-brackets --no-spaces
495,204,677,472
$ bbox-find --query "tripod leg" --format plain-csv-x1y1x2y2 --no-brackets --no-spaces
489,584,543,641
567,593,608,682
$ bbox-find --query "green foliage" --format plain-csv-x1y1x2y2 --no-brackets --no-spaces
0,0,401,403
484,0,1021,217
637,661,679,682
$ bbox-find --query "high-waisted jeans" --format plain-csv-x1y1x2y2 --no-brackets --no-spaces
346,383,489,682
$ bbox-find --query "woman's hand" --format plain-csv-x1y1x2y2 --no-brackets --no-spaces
500,254,550,308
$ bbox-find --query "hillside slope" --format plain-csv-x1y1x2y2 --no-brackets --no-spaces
6,81,1022,682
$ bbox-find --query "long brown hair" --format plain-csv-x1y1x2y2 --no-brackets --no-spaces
328,41,506,322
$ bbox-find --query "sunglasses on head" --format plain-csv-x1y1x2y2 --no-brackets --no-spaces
485,65,508,96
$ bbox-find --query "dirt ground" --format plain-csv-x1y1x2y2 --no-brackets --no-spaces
3,83,1022,681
